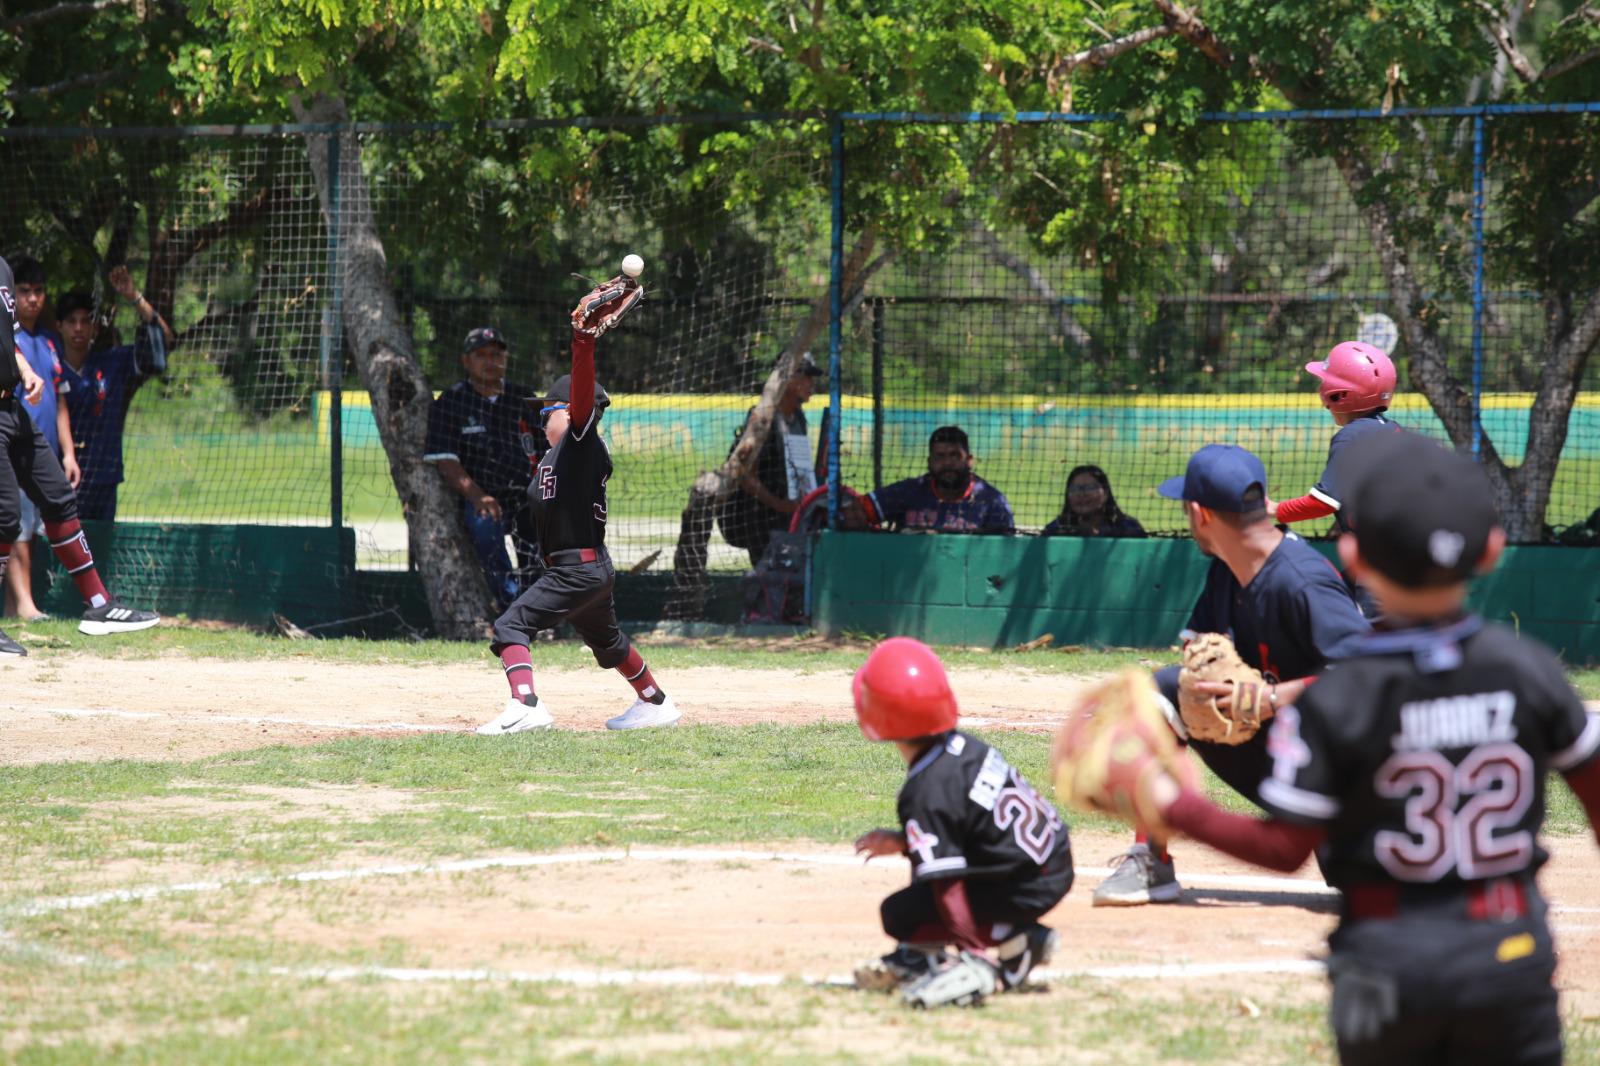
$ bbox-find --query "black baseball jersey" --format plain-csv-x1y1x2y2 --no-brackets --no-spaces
1258,616,1600,889
0,257,19,394
1186,530,1370,683
897,731,1071,885
529,404,611,554
423,380,541,498
1311,414,1403,534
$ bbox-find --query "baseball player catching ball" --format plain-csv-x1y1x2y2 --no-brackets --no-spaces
1269,340,1404,617
475,270,679,734
852,637,1072,1008
1093,443,1370,906
1056,430,1600,1065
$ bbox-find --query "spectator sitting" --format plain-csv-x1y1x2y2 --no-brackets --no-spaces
1042,464,1146,538
717,354,824,567
423,326,542,611
5,256,78,622
856,425,1014,534
55,266,176,522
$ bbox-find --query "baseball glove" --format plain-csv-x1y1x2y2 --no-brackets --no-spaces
1178,632,1269,745
571,275,645,338
1051,670,1197,838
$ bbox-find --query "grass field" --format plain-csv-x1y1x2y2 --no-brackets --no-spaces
4,626,1600,1063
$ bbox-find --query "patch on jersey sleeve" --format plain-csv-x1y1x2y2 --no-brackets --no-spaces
1551,714,1600,772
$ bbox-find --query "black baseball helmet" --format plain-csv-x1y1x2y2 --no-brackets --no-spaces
544,373,611,409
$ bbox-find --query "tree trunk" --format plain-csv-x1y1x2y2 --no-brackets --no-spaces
1335,149,1600,540
665,231,886,619
292,92,494,639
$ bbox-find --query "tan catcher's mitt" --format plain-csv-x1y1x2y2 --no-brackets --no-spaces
1179,632,1269,745
1051,670,1198,839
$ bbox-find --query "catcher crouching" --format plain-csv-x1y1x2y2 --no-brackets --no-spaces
851,638,1073,1008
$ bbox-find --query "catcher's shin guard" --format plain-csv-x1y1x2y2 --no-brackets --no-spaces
900,951,1000,1009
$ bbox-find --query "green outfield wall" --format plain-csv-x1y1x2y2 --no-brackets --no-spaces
810,531,1600,664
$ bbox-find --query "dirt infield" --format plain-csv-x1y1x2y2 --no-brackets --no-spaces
0,653,1074,764
5,652,1600,1024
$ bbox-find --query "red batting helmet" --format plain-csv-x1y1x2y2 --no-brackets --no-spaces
853,637,959,741
1305,341,1397,414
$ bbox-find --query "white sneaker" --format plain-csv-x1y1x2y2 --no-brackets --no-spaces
475,696,554,736
606,694,681,731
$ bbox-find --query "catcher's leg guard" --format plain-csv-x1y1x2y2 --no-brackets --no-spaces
900,951,1000,1009
996,923,1059,990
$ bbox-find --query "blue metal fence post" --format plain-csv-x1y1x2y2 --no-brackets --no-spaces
1471,112,1486,457
327,131,345,528
828,114,844,528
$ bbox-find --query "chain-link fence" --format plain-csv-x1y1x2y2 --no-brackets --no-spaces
0,105,1594,631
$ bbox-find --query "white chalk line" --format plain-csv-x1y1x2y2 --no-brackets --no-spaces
13,848,1340,919
3,847,1341,988
6,705,456,734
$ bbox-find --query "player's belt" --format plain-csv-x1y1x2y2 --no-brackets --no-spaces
1342,874,1534,923
543,547,600,567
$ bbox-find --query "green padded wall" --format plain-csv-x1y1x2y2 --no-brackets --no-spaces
811,531,1600,663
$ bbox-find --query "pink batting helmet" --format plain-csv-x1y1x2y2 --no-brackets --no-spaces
1305,341,1397,414
853,637,959,741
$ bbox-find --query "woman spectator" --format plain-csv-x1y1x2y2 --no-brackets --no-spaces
1042,464,1145,538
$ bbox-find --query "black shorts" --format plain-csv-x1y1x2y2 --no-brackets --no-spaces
880,869,1072,945
490,553,629,669
1328,909,1560,1066
0,400,77,542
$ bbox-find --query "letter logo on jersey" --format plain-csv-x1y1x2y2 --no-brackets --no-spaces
904,819,941,865
540,467,557,500
0,286,13,316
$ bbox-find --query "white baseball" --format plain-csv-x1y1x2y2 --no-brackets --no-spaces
621,254,645,278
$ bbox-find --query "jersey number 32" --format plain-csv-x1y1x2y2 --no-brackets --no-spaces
1372,743,1534,882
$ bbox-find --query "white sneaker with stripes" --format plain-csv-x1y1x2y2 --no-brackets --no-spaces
78,600,161,636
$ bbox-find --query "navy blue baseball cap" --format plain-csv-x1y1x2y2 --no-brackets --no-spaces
1157,444,1269,512
462,326,508,355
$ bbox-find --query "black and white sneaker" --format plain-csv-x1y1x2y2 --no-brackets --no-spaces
0,628,27,656
853,943,951,991
78,600,161,636
998,923,1059,989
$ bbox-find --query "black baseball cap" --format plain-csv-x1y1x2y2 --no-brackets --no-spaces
545,373,611,410
462,326,508,354
1157,444,1268,512
1342,432,1499,588
797,353,824,376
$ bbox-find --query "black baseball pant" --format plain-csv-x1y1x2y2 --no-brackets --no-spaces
1155,664,1273,806
881,869,1073,945
0,400,78,543
1327,908,1561,1066
490,553,630,669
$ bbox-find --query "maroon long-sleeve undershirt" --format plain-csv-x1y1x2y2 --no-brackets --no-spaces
1275,493,1336,523
1168,755,1600,872
568,331,596,432
1165,789,1325,872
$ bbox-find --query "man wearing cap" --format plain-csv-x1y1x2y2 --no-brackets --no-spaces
718,355,824,565
1141,432,1600,1066
1093,442,1370,907
856,425,1015,534
423,326,542,610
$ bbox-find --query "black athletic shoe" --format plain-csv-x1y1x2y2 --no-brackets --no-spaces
998,923,1059,989
853,944,951,991
0,628,26,656
78,600,161,636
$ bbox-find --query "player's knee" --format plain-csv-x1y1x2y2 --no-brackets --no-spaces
490,615,528,650
590,635,629,671
39,496,76,525
879,891,918,941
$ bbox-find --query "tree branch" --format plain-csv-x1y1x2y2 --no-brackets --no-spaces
0,0,129,34
1478,1,1539,85
1053,23,1177,78
3,67,126,101
1150,0,1233,68
1542,46,1600,82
